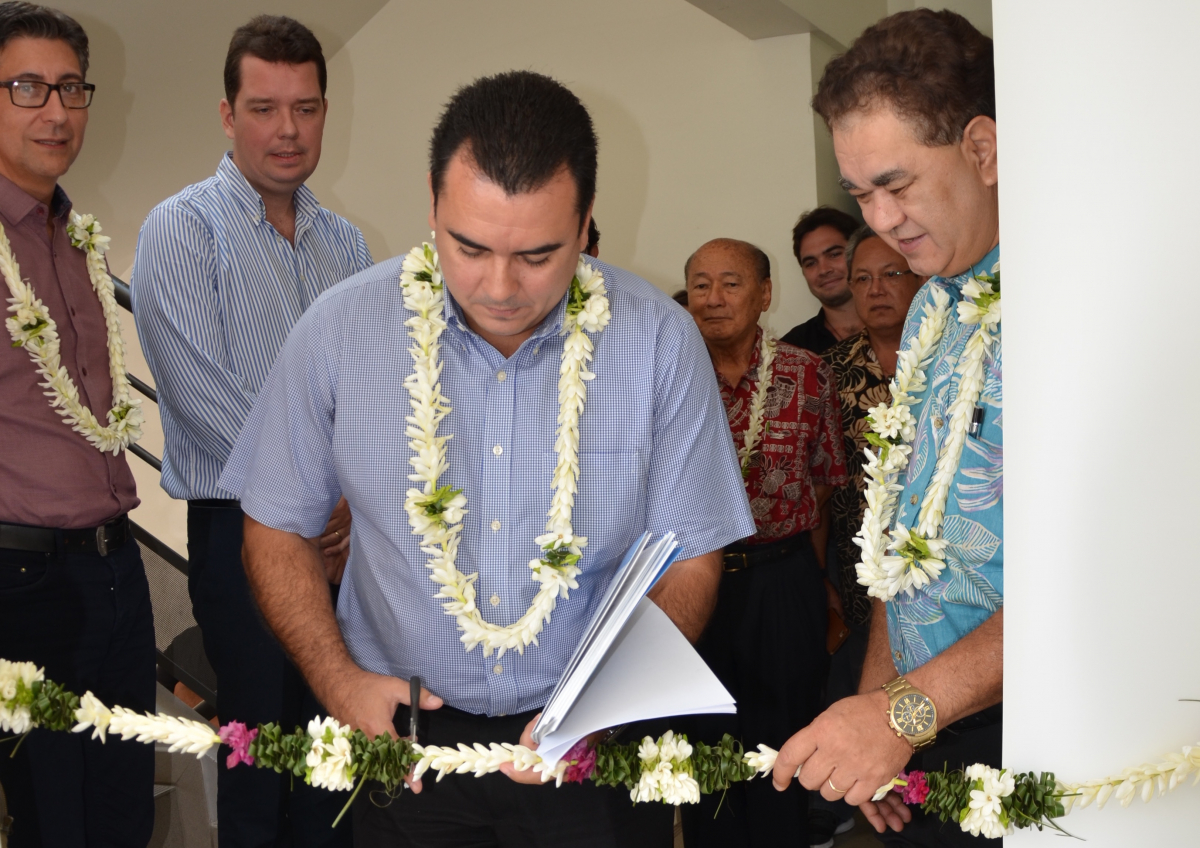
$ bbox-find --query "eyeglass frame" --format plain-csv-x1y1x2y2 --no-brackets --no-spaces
849,269,915,289
0,79,95,109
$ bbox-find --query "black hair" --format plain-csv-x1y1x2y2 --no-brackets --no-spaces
586,217,600,254
0,2,87,76
225,15,326,104
792,206,859,264
430,71,598,227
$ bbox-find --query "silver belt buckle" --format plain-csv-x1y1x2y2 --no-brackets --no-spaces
95,525,109,557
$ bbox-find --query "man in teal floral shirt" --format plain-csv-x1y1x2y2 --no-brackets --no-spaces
773,11,1003,847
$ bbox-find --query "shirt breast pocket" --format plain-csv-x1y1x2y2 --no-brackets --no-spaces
541,449,647,563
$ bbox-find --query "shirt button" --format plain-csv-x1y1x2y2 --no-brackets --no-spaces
493,664,503,675
490,519,501,531
934,417,944,428
490,594,500,607
894,650,903,662
496,370,507,382
910,494,918,505
492,445,503,456
533,345,541,355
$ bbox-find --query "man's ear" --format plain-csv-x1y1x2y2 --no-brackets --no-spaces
760,276,773,313
427,172,436,232
962,115,998,188
219,99,235,141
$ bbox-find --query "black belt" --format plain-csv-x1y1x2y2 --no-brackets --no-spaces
188,499,240,509
722,532,810,572
0,515,129,556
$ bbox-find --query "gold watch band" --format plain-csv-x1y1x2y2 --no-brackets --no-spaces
882,675,938,752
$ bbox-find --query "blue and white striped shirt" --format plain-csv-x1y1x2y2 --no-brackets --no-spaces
130,153,373,500
219,256,756,715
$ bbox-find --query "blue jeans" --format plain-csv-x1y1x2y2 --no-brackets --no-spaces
0,533,156,848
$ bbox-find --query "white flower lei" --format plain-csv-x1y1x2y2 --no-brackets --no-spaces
854,265,1000,601
2,212,142,454
399,241,610,657
736,331,776,476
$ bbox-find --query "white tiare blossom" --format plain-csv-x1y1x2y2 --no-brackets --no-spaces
743,744,778,777
0,660,43,734
305,716,356,791
959,765,1014,839
108,707,220,757
630,732,701,806
72,691,114,742
400,244,610,657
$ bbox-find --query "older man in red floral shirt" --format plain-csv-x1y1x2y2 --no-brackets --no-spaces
681,238,848,848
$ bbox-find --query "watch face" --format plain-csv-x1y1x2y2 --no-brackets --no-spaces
891,693,935,736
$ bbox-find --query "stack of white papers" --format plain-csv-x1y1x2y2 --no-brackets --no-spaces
532,532,736,767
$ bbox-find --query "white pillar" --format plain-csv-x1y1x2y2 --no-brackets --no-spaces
996,2,1200,844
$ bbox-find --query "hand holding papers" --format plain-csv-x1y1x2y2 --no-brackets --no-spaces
531,532,736,767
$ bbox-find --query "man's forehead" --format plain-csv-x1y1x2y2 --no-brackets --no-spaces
800,227,846,258
0,37,82,79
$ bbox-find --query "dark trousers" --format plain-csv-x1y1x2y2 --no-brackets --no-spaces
353,706,673,847
680,534,829,848
879,707,1003,848
187,503,352,848
0,533,155,848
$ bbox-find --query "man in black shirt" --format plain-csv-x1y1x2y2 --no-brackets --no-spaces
781,207,861,353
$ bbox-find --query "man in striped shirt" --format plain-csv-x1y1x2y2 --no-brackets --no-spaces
131,15,371,846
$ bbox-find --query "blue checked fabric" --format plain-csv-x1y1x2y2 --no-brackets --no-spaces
888,244,1003,674
130,153,373,500
219,255,755,715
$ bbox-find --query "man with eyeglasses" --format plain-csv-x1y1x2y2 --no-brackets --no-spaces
682,238,847,848
0,3,155,846
131,14,370,847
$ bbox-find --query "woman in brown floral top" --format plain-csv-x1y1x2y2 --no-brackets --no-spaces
822,227,927,629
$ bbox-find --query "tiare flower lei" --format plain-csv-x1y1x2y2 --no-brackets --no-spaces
736,331,776,477
4,662,1197,837
854,266,1000,600
6,662,1195,838
399,241,610,657
2,212,142,454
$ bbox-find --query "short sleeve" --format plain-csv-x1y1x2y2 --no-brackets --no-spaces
644,310,755,558
218,303,342,537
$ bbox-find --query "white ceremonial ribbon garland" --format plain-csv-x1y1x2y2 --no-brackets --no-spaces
399,240,611,657
736,331,776,477
854,265,1000,601
2,212,142,454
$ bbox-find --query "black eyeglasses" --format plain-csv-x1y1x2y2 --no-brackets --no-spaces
850,269,914,288
1,79,94,109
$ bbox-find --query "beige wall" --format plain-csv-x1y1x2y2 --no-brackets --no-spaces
308,0,825,336
51,0,834,550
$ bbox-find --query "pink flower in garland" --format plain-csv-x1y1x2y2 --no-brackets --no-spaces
893,770,930,805
562,738,597,784
218,721,258,769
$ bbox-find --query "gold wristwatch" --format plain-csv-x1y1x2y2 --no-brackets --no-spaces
882,676,937,752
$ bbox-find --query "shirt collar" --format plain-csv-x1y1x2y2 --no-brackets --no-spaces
216,151,320,231
0,172,71,225
932,243,1001,292
714,326,765,391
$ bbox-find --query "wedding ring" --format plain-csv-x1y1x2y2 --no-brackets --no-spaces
333,530,341,539
828,777,847,794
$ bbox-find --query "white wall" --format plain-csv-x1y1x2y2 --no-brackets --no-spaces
996,2,1200,843
307,0,824,336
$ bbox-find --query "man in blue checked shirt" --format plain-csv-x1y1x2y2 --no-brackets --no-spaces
772,12,1003,848
220,71,755,848
130,16,371,847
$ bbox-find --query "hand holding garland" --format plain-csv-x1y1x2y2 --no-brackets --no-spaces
4,659,1198,838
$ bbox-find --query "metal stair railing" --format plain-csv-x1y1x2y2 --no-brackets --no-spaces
113,275,217,716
